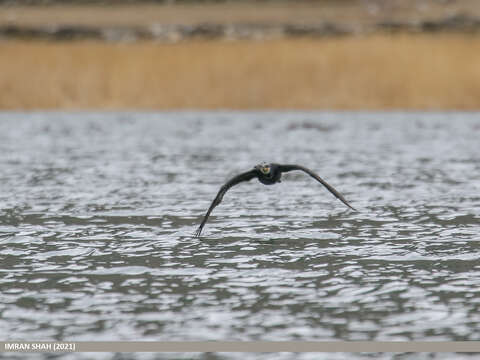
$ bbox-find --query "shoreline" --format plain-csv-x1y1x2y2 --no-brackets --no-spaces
2,15,480,43
2,2,480,42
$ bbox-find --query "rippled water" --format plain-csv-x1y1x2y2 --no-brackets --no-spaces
0,111,479,358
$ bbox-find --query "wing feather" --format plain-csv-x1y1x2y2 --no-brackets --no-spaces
195,169,257,237
278,164,356,211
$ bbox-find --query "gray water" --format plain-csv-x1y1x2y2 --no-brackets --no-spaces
0,111,479,359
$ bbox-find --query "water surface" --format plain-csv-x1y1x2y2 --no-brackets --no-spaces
0,111,479,359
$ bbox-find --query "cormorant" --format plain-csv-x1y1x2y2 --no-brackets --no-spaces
195,163,356,237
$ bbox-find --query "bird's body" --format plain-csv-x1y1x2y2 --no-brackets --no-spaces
195,162,355,237
256,163,282,185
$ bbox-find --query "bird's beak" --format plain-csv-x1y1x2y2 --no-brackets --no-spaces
255,164,270,174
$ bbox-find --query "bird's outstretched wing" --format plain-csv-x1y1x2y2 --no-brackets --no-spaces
195,169,258,237
277,164,356,211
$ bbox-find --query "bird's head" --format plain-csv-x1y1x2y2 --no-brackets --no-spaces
255,162,271,175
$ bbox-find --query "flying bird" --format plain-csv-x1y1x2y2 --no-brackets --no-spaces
195,162,356,237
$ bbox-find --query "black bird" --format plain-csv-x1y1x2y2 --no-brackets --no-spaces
195,162,356,237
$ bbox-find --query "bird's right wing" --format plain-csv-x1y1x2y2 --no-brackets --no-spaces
195,169,258,237
278,164,356,211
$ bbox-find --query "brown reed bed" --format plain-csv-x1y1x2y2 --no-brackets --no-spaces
1,33,480,110
3,1,480,29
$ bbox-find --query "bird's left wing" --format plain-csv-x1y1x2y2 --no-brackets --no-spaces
278,164,356,211
195,169,258,237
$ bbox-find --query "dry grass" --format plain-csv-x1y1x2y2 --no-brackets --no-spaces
2,33,480,110
3,1,480,28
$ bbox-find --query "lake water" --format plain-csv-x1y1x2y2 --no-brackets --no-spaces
0,111,479,360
